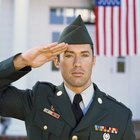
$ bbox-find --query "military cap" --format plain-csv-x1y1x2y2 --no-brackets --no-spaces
58,15,93,45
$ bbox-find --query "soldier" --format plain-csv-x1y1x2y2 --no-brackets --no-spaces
0,15,136,140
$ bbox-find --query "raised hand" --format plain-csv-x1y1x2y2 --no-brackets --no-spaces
14,42,68,70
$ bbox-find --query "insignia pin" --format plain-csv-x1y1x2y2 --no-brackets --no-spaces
57,91,63,96
103,133,110,140
98,97,103,104
51,105,55,111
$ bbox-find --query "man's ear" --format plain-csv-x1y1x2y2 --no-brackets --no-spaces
53,56,60,69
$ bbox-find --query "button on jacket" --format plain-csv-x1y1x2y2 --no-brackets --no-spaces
0,56,136,140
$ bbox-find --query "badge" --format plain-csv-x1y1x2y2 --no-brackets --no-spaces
56,91,63,96
98,97,103,104
94,125,118,134
103,133,110,140
51,105,55,111
43,108,60,119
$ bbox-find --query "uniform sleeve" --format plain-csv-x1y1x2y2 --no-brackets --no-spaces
122,110,136,140
0,87,33,120
0,55,32,120
0,54,31,90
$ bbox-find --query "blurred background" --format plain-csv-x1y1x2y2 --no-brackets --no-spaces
0,0,140,139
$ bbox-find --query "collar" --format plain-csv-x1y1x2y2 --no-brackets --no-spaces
64,84,94,109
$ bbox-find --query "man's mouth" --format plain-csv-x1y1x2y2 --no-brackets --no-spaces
71,71,84,77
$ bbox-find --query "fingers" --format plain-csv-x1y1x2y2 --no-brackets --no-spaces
39,42,67,53
33,42,68,64
43,42,58,49
47,44,67,59
37,42,58,52
48,42,67,52
41,42,68,56
49,43,68,55
47,42,68,53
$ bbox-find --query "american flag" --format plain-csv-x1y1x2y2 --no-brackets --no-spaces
95,0,140,56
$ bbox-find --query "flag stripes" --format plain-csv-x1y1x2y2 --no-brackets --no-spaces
95,0,140,56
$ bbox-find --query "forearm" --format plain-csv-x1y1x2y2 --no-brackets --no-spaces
13,54,29,70
0,55,31,90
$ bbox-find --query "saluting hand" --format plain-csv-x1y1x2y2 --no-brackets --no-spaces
14,42,68,70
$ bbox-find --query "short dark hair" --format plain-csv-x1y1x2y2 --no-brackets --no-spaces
90,44,94,56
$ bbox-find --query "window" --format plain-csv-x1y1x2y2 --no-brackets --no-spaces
52,32,60,42
50,7,95,25
50,8,64,24
51,32,60,71
117,57,125,73
65,8,75,24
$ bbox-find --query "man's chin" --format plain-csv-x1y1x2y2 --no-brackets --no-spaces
68,81,86,87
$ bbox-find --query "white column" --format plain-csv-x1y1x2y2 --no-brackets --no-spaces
13,0,29,53
0,0,2,19
8,0,29,135
13,0,29,88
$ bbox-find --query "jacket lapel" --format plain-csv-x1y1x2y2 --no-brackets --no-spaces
48,83,76,127
74,84,108,132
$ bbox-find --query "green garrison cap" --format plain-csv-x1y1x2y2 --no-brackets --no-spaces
58,15,93,45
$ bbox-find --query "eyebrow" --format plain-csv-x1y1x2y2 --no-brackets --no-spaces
64,51,90,54
64,51,74,54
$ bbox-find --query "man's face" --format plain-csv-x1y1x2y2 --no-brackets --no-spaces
55,44,96,90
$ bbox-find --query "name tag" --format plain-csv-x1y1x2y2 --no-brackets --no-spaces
43,108,60,119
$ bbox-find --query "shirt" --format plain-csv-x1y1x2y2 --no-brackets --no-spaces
64,84,94,115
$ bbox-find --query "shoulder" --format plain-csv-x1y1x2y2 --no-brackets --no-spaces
32,81,57,96
94,83,131,113
35,81,56,88
104,93,130,110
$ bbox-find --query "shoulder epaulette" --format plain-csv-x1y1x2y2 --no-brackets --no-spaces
34,81,57,96
103,92,129,110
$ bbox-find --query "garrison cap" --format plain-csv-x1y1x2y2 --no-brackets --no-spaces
58,15,93,45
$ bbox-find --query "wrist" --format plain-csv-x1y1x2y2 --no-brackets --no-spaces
13,54,29,70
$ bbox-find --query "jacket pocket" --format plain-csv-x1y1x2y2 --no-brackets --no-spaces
34,111,65,137
90,131,103,140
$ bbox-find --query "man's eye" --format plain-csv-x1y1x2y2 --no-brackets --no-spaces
82,54,89,57
65,54,73,58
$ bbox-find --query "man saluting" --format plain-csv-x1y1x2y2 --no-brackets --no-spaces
0,15,136,140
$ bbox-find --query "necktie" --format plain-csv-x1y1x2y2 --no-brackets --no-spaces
72,94,83,124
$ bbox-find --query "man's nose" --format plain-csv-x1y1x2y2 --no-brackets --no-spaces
74,57,81,67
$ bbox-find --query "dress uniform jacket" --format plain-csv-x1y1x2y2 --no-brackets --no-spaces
0,56,136,140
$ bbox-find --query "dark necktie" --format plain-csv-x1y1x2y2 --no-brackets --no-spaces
72,94,83,124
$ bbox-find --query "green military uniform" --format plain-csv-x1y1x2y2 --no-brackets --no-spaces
0,56,136,140
0,15,136,140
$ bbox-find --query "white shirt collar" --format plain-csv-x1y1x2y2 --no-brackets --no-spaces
64,84,94,109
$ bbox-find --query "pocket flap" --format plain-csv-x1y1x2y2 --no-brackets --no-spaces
34,111,64,137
